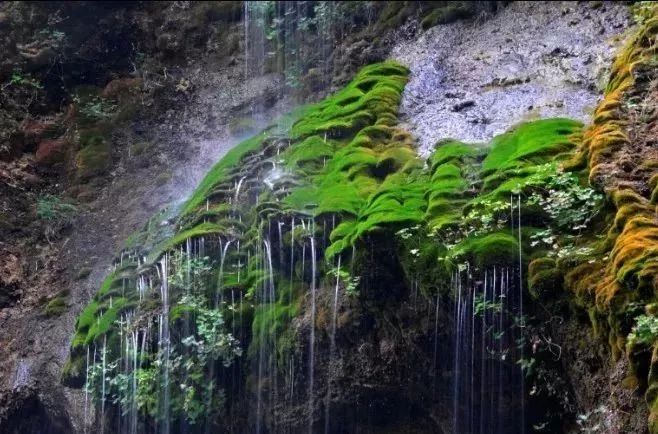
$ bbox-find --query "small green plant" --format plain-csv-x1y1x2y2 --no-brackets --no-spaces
168,251,213,294
631,1,658,24
37,195,77,222
529,169,603,232
76,96,117,120
461,199,510,237
37,195,77,242
179,294,243,365
86,292,240,426
327,266,360,297
7,70,43,89
628,314,658,346
473,293,503,316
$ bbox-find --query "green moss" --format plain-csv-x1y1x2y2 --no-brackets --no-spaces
181,132,269,217
528,258,561,299
448,232,519,268
290,62,408,139
76,139,111,180
146,222,226,264
481,118,581,176
284,135,335,173
420,2,476,30
43,295,68,317
228,117,258,137
84,297,129,345
61,354,86,388
248,276,300,368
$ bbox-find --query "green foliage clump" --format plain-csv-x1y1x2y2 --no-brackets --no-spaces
629,314,658,346
37,195,77,222
290,62,409,139
327,266,360,298
8,69,43,89
446,232,519,268
68,56,606,431
77,96,117,121
528,169,603,232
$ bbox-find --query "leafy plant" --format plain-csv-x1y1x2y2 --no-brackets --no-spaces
37,195,77,222
7,70,43,89
179,294,242,365
37,195,77,242
528,169,603,232
327,266,360,297
628,314,658,346
86,293,241,426
76,96,117,120
168,251,213,294
473,293,503,316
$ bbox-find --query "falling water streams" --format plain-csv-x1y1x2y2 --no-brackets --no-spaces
517,194,525,434
159,254,171,434
324,255,341,434
83,346,90,433
448,193,526,433
308,235,317,433
216,241,233,306
101,335,107,434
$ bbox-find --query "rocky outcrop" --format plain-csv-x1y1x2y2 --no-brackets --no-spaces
394,1,629,155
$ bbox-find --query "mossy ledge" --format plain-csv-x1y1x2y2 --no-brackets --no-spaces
68,53,590,426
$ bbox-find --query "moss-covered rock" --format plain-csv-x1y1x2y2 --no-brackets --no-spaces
75,138,111,180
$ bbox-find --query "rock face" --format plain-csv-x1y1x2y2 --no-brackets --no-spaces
0,2,290,431
393,1,629,155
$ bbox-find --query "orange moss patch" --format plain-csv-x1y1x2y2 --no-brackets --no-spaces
561,10,658,432
566,16,658,184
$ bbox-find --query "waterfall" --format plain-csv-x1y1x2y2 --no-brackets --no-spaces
278,221,284,270
446,264,525,434
432,295,440,386
324,255,341,434
159,254,171,434
308,234,317,432
234,176,247,207
130,328,138,434
517,194,526,434
84,346,90,434
101,335,107,434
452,271,462,434
256,238,276,434
216,240,233,306
290,217,295,302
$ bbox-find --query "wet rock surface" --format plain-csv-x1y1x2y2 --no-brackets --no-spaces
0,3,290,431
393,1,630,155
